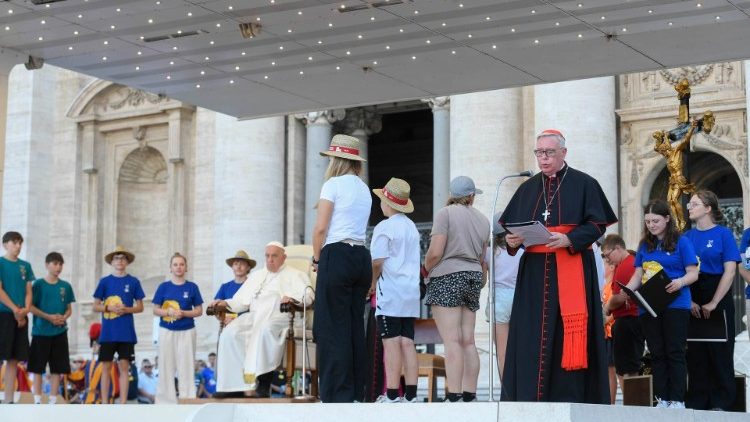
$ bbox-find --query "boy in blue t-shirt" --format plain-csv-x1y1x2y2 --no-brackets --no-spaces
29,252,76,404
0,231,35,404
92,246,145,404
210,250,256,326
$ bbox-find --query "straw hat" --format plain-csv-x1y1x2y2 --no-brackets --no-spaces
319,134,367,162
104,245,135,264
373,177,414,213
225,250,257,269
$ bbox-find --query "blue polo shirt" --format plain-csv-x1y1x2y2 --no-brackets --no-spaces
93,274,145,343
152,280,203,331
635,236,698,310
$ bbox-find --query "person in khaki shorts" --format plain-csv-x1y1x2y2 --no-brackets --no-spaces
424,176,490,403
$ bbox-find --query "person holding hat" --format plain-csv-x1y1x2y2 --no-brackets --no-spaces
423,176,490,402
485,212,523,382
92,245,145,404
210,250,257,325
152,253,204,403
311,134,373,403
500,129,616,404
214,242,313,397
369,178,421,403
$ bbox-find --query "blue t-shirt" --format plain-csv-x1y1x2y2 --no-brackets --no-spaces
0,257,35,313
635,236,698,310
152,280,203,331
214,280,244,300
200,367,216,395
740,228,750,298
32,278,76,337
684,225,740,275
93,274,145,343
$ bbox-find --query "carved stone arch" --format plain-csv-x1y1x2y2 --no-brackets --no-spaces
118,146,168,184
66,79,114,118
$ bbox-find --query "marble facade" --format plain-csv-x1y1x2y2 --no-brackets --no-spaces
0,61,748,378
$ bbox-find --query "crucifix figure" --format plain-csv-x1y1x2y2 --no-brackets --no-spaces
652,78,715,231
542,209,551,222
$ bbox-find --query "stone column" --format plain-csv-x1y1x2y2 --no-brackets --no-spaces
422,97,451,216
0,51,24,226
342,108,382,184
212,114,285,284
166,106,195,256
77,120,104,296
1,66,56,265
297,110,345,243
450,89,524,217
534,77,619,224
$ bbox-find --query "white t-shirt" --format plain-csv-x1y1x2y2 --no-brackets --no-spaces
320,174,372,245
484,246,524,289
370,213,421,318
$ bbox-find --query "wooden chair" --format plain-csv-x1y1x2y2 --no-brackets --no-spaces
413,319,447,402
280,245,317,398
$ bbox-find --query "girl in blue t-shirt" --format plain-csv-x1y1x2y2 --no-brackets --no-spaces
684,191,741,410
625,200,698,409
152,253,203,403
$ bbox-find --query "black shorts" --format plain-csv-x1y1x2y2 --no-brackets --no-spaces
377,316,415,340
29,333,71,374
612,316,645,375
0,312,29,361
98,342,135,362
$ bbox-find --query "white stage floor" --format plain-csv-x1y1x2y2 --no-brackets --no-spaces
1,402,748,422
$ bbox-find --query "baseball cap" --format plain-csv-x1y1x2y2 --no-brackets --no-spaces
449,176,483,198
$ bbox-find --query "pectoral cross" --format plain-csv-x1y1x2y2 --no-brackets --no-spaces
542,209,551,222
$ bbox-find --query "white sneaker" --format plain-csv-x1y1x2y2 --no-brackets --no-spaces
401,396,418,403
668,401,685,409
655,397,669,408
375,395,400,403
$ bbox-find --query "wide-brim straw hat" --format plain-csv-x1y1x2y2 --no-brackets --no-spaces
320,134,367,162
225,249,257,269
104,245,135,264
373,177,414,213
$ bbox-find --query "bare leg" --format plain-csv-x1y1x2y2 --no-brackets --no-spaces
101,361,112,404
3,360,17,403
494,323,509,380
382,337,403,390
117,360,130,404
459,307,479,393
50,374,61,402
608,365,617,404
32,372,42,398
431,306,464,393
400,337,418,386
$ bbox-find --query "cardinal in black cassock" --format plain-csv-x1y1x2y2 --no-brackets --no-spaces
500,129,617,404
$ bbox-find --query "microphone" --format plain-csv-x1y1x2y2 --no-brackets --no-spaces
518,170,533,177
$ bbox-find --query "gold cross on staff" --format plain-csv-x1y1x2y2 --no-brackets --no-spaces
651,78,716,232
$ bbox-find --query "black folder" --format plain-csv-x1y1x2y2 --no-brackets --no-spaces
617,270,679,318
688,310,728,342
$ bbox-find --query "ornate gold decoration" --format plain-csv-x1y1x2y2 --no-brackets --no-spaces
652,78,715,231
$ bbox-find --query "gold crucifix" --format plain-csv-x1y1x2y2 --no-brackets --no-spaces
651,78,715,231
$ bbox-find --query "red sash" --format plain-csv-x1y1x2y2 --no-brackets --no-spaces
526,226,588,371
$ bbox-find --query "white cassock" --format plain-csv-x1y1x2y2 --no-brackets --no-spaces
216,264,313,392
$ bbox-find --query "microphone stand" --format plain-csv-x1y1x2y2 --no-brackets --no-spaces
488,171,531,402
295,285,316,401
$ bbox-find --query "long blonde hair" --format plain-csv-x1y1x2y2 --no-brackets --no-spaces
324,156,362,180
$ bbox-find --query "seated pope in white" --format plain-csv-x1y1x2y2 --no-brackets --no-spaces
214,241,313,393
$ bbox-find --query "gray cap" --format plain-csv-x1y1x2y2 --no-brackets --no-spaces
449,176,483,198
493,212,505,235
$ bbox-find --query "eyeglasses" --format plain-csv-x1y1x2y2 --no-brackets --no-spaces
601,249,614,260
112,255,128,261
686,201,705,210
143,365,153,369
533,148,561,158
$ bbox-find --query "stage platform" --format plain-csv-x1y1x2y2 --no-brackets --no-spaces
1,402,748,422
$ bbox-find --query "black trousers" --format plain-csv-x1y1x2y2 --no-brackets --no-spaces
641,309,690,402
313,242,372,403
686,273,736,410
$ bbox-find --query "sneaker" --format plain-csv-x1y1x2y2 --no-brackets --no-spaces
375,395,400,403
667,401,685,409
655,397,669,408
401,396,418,403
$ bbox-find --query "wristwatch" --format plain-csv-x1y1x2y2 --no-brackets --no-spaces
311,257,319,264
